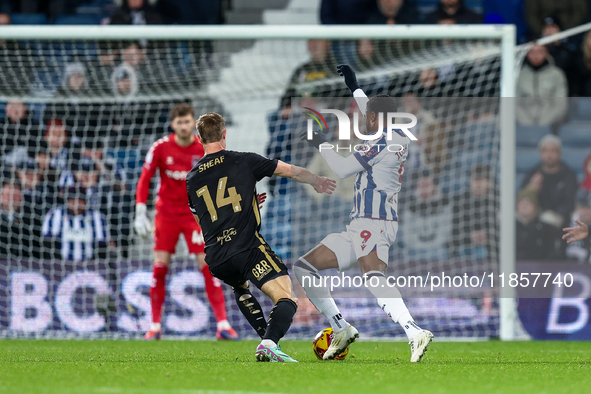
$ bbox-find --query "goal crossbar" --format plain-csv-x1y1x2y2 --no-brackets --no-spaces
0,24,515,40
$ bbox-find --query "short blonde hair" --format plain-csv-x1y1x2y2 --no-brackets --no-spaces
197,112,225,144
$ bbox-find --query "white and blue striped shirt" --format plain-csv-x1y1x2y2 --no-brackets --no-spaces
350,130,409,221
42,206,108,262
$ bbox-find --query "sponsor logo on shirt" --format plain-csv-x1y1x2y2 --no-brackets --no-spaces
217,228,237,245
164,170,188,180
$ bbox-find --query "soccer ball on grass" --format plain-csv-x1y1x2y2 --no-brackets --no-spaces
312,327,349,360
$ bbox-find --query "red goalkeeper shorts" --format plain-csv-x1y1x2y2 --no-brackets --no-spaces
153,212,205,255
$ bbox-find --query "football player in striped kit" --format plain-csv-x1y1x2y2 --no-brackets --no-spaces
42,185,109,262
294,64,433,362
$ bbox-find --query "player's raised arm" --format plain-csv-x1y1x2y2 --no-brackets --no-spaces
274,160,336,195
298,130,364,179
337,64,368,115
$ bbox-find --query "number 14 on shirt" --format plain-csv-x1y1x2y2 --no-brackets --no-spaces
197,176,242,222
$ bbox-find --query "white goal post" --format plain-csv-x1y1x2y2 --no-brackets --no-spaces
0,24,518,340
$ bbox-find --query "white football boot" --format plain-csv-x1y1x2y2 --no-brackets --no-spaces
409,329,434,362
323,323,359,360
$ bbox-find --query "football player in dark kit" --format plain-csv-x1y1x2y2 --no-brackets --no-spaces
186,112,336,362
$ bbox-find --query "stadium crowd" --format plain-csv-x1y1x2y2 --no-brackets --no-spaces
1,0,591,265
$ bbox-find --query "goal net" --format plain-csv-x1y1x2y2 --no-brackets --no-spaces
0,25,518,339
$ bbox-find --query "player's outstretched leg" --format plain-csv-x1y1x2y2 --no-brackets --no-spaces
294,247,359,360
233,284,267,339
362,266,434,362
255,275,299,363
145,260,168,340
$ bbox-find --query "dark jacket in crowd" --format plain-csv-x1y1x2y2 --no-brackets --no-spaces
320,0,378,24
110,1,163,25
521,162,578,225
0,206,42,260
1,116,42,166
365,1,420,24
525,0,587,38
516,217,564,260
424,0,482,24
570,49,591,97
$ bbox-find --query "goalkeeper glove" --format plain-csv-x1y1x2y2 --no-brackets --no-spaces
299,129,330,150
134,203,154,237
337,64,361,93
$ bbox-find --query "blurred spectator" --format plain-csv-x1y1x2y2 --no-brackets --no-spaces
99,155,132,257
450,165,498,259
521,135,578,229
106,41,147,96
525,0,587,38
59,157,101,209
36,118,71,185
2,101,42,168
0,180,41,259
158,0,223,24
365,0,419,24
320,0,381,65
516,185,564,260
541,17,573,76
359,0,421,66
16,158,56,208
120,41,146,67
0,13,10,48
565,189,591,262
280,39,338,117
401,170,452,260
42,185,109,262
414,68,442,97
57,62,91,97
571,31,591,96
424,0,482,24
109,0,163,25
422,121,451,174
580,153,591,192
59,154,130,256
483,0,528,42
0,12,9,25
111,63,139,97
320,0,378,24
399,93,439,171
516,45,568,128
357,39,376,68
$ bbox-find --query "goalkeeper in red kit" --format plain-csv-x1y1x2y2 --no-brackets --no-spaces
135,103,238,340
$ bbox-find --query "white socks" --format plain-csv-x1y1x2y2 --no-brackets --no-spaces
364,272,421,340
217,320,231,330
260,339,277,348
294,258,348,333
397,311,422,340
294,258,421,339
150,322,161,331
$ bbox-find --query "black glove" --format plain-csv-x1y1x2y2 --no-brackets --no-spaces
299,129,329,150
337,64,360,93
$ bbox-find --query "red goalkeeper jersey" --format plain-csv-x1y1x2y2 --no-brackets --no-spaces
136,134,204,220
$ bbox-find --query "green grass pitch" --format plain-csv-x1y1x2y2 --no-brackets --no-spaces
1,339,590,394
